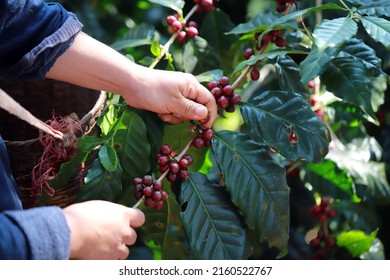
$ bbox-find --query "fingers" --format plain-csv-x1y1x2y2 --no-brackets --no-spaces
117,244,130,260
129,208,145,228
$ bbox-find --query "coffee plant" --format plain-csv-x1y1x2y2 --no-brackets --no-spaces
49,0,390,260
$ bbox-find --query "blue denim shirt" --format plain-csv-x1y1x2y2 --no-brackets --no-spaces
0,0,82,259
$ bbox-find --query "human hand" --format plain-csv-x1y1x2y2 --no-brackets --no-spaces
63,200,145,260
123,67,217,128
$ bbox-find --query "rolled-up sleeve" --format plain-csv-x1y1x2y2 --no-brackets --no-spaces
0,0,83,80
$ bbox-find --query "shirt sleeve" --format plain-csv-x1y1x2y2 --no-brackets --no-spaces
3,206,71,260
0,214,29,259
0,0,83,80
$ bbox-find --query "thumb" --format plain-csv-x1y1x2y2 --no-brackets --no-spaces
181,99,208,120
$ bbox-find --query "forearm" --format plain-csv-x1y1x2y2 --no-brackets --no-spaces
46,32,148,109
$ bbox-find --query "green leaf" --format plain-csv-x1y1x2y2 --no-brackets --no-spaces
326,137,390,203
179,172,252,259
150,39,162,57
338,38,383,72
77,136,104,153
110,23,157,50
77,158,123,201
300,45,339,84
235,49,307,72
98,145,118,172
114,111,151,184
361,16,390,49
147,0,184,12
360,238,385,260
304,160,360,202
336,230,377,257
140,188,191,260
357,0,390,17
313,17,358,50
227,12,281,35
212,131,290,250
274,56,306,93
195,69,224,83
240,92,331,163
320,57,376,122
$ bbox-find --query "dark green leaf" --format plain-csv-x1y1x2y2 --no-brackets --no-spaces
111,23,157,50
195,69,224,83
227,12,281,35
77,136,104,153
77,158,122,201
114,111,151,184
179,172,252,259
212,131,290,250
235,49,307,72
147,0,184,12
140,188,191,260
313,17,358,50
321,57,376,121
356,0,390,17
338,38,383,72
326,137,390,203
98,145,118,172
336,230,377,257
361,16,390,49
300,45,339,84
304,160,359,202
240,92,331,163
274,55,306,93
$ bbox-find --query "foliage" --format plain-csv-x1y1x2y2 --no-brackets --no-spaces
55,0,390,260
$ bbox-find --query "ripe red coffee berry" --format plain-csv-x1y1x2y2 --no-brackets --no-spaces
201,0,213,8
192,136,205,149
219,76,230,88
223,85,234,96
180,169,190,179
152,191,162,202
133,177,143,187
153,180,163,191
143,175,153,186
244,47,254,60
274,36,286,47
160,144,171,156
177,31,187,43
167,172,177,182
186,26,199,38
251,69,260,81
229,93,241,105
143,186,153,197
202,128,215,141
171,20,182,32
217,95,230,108
169,161,181,174
183,154,194,165
188,21,198,29
157,155,170,166
166,15,176,25
179,158,190,169
211,87,222,98
208,80,219,90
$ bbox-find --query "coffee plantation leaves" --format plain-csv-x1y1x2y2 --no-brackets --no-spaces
356,0,390,18
211,131,290,250
313,17,358,50
240,91,331,163
320,57,377,122
336,230,377,258
361,16,390,49
179,172,252,259
77,157,123,201
98,145,118,172
274,55,306,93
113,111,151,185
110,23,157,51
148,0,184,12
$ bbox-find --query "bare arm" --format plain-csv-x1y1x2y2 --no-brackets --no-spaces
46,32,217,127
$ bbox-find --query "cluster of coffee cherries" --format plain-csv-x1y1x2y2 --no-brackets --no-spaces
155,144,194,183
194,0,220,13
309,197,337,222
208,76,241,113
255,30,286,51
192,126,215,149
133,175,168,210
166,14,199,43
243,47,261,81
276,0,297,13
308,197,337,259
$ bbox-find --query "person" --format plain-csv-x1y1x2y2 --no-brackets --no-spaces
0,0,217,260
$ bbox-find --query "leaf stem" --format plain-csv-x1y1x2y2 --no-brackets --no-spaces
338,0,351,11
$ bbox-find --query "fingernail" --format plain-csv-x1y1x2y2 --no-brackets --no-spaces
195,106,207,118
